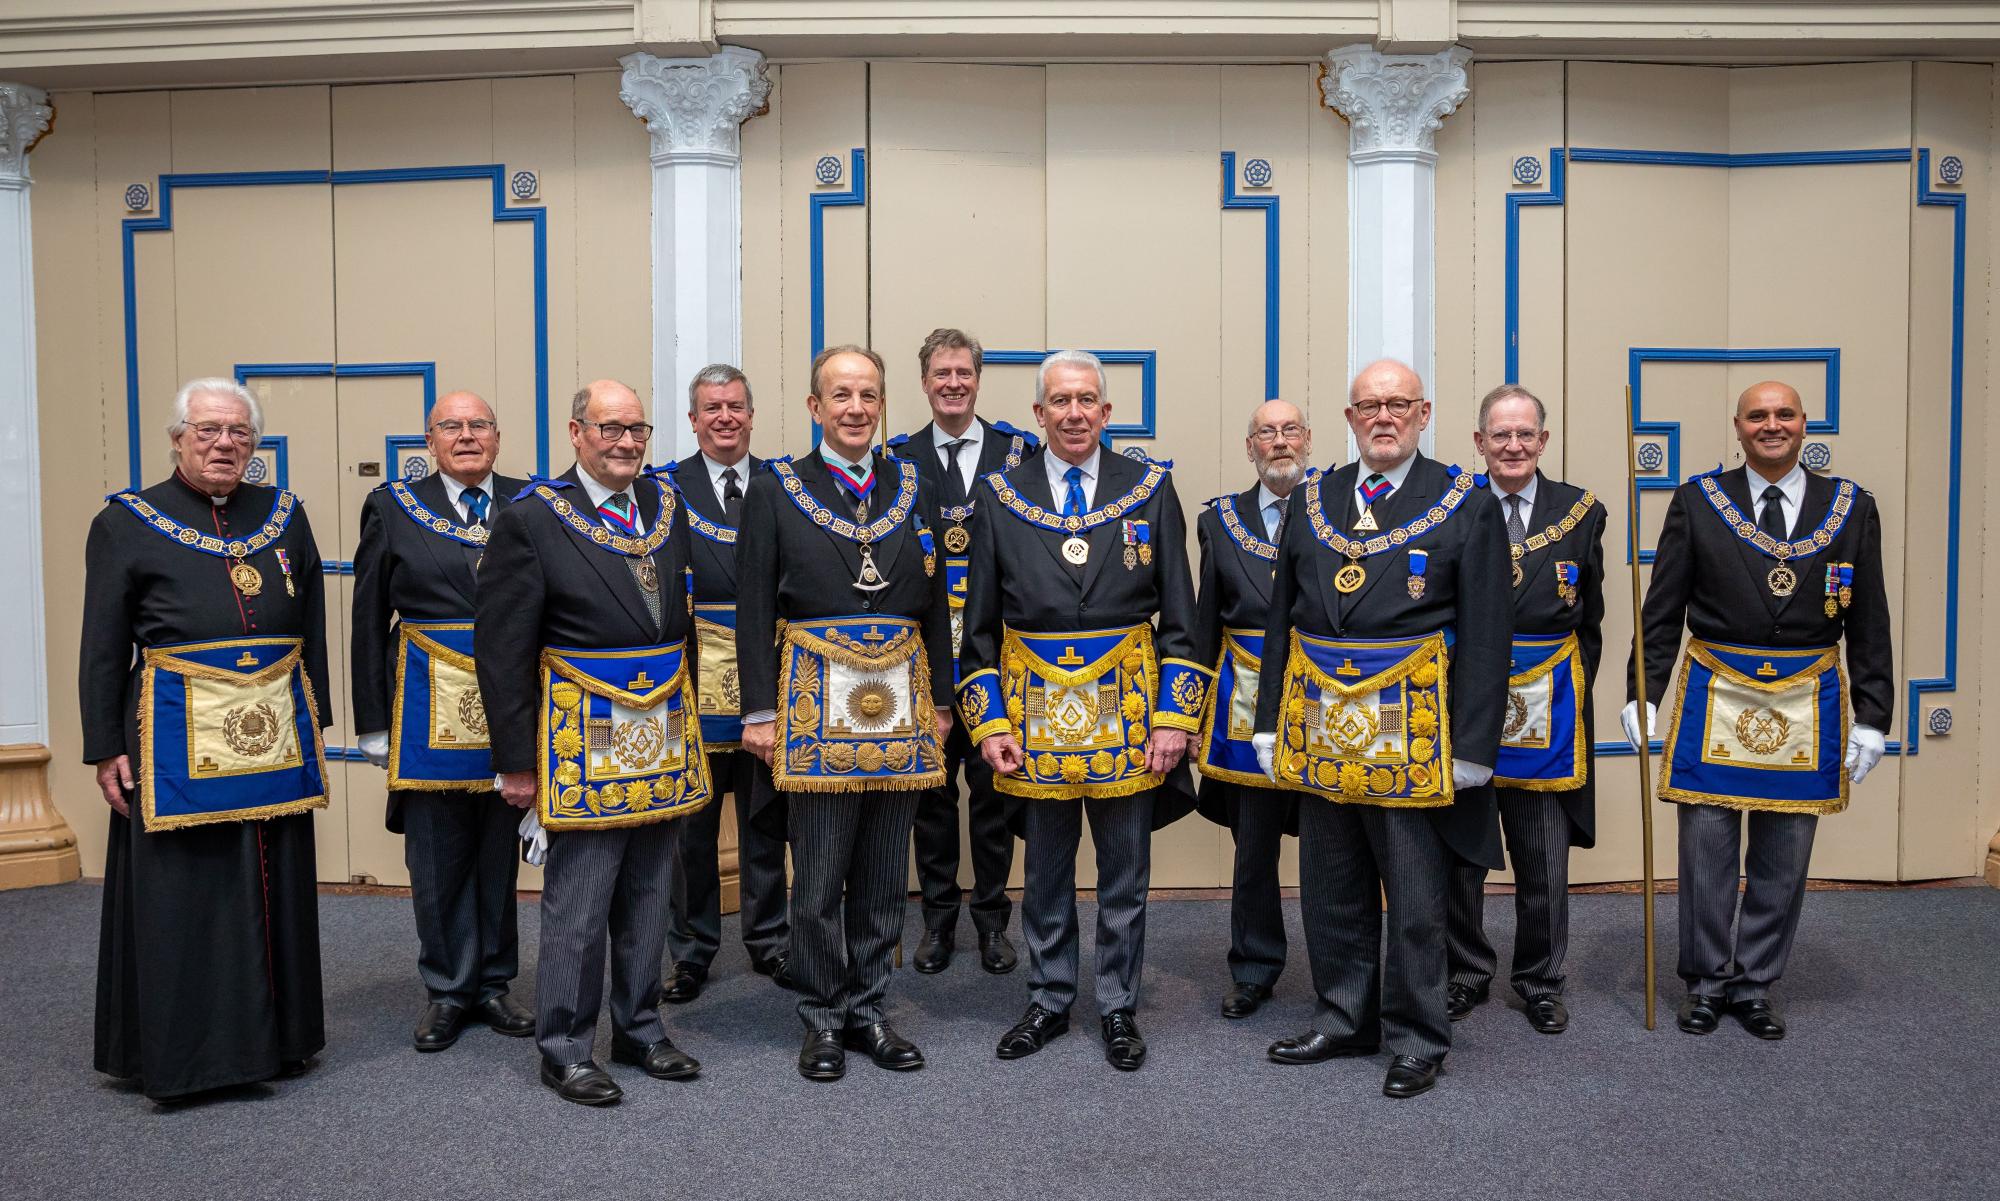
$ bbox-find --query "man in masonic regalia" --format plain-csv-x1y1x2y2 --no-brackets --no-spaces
81,377,332,1102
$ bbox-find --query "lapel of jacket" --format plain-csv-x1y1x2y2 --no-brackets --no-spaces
1718,467,1786,617
1309,465,1356,631
1338,455,1431,621
677,453,740,591
975,418,1017,475
555,465,660,636
1772,470,1835,621
412,471,480,606
1510,472,1564,593
1077,450,1138,597
792,453,869,581
866,451,911,580
1237,484,1275,605
1010,459,1082,579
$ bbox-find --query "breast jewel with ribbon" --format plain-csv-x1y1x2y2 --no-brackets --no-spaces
1302,466,1476,595
1695,470,1855,598
112,487,297,598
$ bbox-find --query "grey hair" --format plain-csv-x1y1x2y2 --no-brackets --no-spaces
170,377,263,437
1035,350,1107,407
1477,383,1547,432
1244,404,1311,439
687,363,753,413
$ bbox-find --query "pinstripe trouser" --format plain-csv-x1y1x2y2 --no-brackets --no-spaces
1227,784,1291,989
1677,802,1819,1001
1022,791,1155,1017
1298,800,1452,1062
534,817,683,1067
787,791,920,1031
1445,789,1575,999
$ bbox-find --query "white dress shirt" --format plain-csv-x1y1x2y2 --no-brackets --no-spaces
1256,482,1287,540
441,472,497,525
1044,445,1102,511
1352,453,1417,520
1747,462,1807,536
933,419,985,497
1493,471,1538,534
701,452,750,515
577,469,645,535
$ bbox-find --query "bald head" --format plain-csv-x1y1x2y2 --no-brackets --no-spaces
1349,359,1424,405
1733,379,1807,481
1345,358,1431,472
425,390,500,487
1736,380,1803,419
570,378,650,490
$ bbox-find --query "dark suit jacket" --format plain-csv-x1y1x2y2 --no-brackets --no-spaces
1254,453,1513,869
473,465,696,777
1191,484,1300,832
890,416,1042,514
352,470,527,831
671,453,759,609
959,449,1201,829
1493,472,1607,847
1630,465,1893,733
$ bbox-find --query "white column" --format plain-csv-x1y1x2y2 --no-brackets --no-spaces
619,47,771,461
0,82,76,890
0,84,50,751
1322,44,1471,453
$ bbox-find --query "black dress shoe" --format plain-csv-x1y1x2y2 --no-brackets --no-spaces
1101,1009,1146,1071
1221,981,1272,1019
996,1004,1070,1059
473,993,535,1037
1383,1055,1440,1099
1730,998,1786,1040
414,1002,467,1052
978,930,1018,975
843,1022,925,1071
1677,993,1725,1036
1267,1029,1379,1064
540,1060,622,1106
752,952,795,991
277,1057,313,1079
914,928,954,974
1523,993,1569,1034
610,1034,701,1080
1446,982,1488,1021
798,1029,845,1081
662,961,707,1005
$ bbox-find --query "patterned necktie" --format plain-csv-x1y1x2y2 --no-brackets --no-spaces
599,491,638,537
1759,484,1788,541
942,438,971,508
462,485,488,527
720,466,742,526
1062,465,1086,518
1359,473,1393,507
1506,494,1527,546
828,458,873,522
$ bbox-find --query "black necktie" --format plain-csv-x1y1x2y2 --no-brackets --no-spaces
721,466,742,526
1759,484,1788,541
1506,494,1527,546
941,439,971,508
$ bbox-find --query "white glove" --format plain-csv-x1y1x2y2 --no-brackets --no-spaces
1252,732,1278,782
357,730,389,769
517,809,548,867
1451,759,1493,791
1845,724,1886,783
1620,701,1658,751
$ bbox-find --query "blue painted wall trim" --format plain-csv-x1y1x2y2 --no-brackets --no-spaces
1908,148,1966,753
1219,151,1281,400
983,350,1158,445
125,164,550,486
1565,147,1913,169
808,148,868,361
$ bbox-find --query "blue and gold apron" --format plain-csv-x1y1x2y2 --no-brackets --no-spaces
958,623,1211,800
1658,638,1848,815
138,636,329,831
538,641,711,830
1195,628,1269,787
693,604,743,750
388,621,493,791
1272,629,1453,808
773,615,947,793
1492,632,1587,790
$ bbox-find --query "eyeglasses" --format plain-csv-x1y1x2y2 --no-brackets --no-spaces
1349,398,1421,420
581,419,653,443
1251,423,1308,444
430,419,497,436
1042,394,1102,413
1483,429,1542,445
182,423,257,446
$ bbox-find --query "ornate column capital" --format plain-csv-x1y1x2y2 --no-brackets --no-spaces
1321,44,1472,161
618,47,771,162
0,83,52,184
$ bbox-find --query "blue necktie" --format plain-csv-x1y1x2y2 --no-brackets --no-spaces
462,486,488,525
1063,465,1086,518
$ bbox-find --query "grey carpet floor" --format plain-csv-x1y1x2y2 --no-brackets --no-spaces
2,882,1996,1201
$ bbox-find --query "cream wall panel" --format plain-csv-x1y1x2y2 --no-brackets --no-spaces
777,61,868,454
34,91,111,877
100,93,179,489
1047,64,1224,887
169,85,330,172
1470,62,1564,438
1563,64,1731,884
1433,73,1475,434
1903,61,1990,878
739,68,784,461
332,78,493,172
1983,69,2000,878
571,70,653,437
1302,70,1348,436
495,75,575,460
869,61,1046,435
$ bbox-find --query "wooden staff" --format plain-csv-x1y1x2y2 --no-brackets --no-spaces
1624,384,1659,1031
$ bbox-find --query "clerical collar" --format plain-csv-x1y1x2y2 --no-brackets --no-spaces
173,468,234,506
